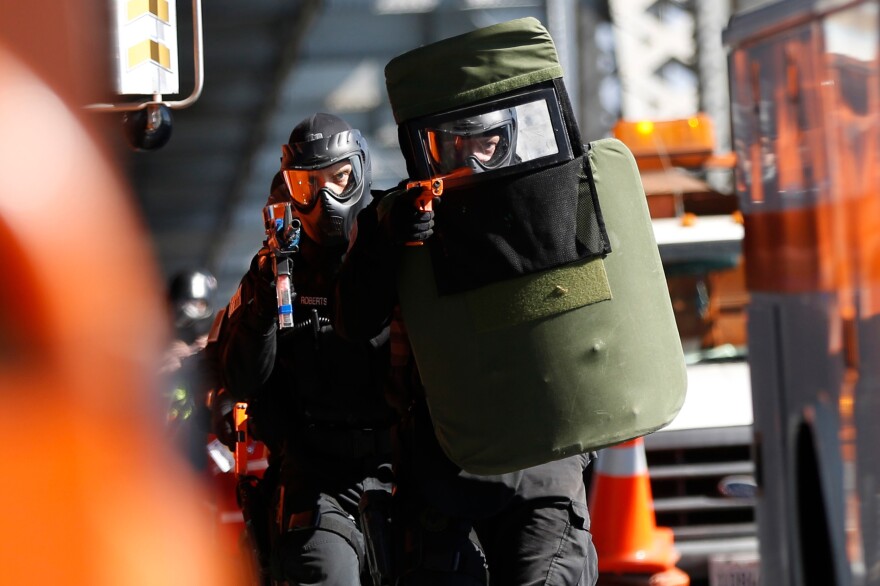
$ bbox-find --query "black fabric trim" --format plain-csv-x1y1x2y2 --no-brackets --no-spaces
553,78,584,158
583,142,611,258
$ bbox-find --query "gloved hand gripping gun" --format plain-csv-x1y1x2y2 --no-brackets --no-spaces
405,177,445,214
404,168,471,247
263,203,301,329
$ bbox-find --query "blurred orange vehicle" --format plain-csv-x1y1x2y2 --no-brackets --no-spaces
725,1,880,584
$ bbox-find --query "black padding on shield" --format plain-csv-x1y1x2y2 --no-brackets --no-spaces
553,78,584,158
427,155,610,295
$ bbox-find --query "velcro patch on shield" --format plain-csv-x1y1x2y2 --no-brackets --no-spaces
465,256,611,333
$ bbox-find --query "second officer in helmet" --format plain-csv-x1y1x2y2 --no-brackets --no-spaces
216,112,395,585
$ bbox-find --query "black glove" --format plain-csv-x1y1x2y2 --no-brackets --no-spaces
210,388,237,451
383,186,436,245
246,249,280,320
254,247,276,286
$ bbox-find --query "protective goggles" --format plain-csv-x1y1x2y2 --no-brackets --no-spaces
280,154,364,208
405,86,574,183
424,123,514,173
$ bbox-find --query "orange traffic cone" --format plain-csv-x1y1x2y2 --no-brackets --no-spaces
589,437,689,585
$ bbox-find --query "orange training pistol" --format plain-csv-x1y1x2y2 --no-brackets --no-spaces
406,178,444,213
233,402,249,476
403,179,443,247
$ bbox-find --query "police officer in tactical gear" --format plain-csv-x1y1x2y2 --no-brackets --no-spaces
168,269,218,345
217,112,396,585
162,269,221,470
334,20,598,585
335,125,597,586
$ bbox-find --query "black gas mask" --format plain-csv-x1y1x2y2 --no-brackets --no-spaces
280,113,372,246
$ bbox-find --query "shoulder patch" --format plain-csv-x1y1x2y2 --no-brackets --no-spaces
228,285,242,317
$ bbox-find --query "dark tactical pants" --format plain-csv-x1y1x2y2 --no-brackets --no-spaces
396,491,597,585
395,457,598,585
273,489,366,585
270,435,392,586
473,494,597,585
397,400,598,586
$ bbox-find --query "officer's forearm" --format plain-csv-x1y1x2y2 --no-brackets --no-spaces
334,211,399,341
220,304,277,400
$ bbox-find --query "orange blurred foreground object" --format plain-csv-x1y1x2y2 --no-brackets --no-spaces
589,438,688,583
0,4,245,583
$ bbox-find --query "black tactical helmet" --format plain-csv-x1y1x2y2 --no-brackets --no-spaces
168,269,217,342
280,113,372,246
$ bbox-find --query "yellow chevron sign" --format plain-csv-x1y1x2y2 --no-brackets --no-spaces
112,0,178,94
127,0,170,23
127,39,171,70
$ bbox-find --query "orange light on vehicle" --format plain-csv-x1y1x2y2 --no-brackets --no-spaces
635,120,654,135
613,112,720,171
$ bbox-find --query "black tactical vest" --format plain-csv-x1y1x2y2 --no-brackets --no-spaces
270,257,395,433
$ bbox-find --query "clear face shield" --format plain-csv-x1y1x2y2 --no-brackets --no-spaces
280,150,365,209
406,87,574,185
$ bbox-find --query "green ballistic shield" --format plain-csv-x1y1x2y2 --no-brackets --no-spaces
396,138,687,474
